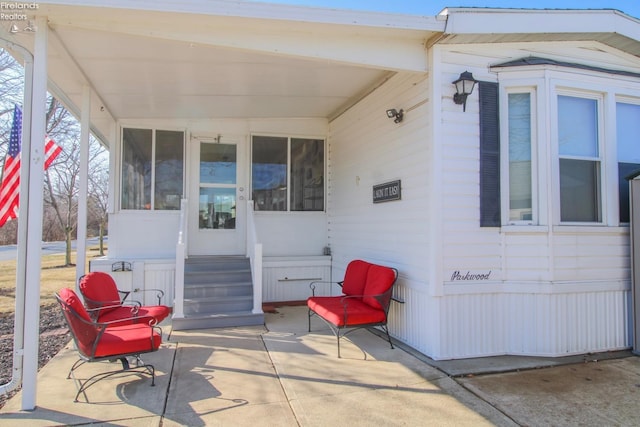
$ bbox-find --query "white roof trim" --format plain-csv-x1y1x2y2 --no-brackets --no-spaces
442,8,640,38
39,0,444,31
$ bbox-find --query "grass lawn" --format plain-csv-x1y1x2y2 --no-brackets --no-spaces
0,246,106,314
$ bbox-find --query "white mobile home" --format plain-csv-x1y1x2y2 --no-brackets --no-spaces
6,2,640,362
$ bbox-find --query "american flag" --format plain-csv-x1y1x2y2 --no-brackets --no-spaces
0,105,62,227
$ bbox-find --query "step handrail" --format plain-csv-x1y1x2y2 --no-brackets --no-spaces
174,198,188,318
246,200,263,314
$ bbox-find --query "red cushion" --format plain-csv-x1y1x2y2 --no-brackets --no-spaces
79,272,121,313
59,288,92,323
341,260,371,297
58,288,98,356
97,305,171,325
307,296,386,327
362,265,396,310
94,324,162,358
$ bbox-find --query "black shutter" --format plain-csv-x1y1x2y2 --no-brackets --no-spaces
479,81,501,227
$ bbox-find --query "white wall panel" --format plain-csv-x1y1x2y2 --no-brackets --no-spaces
328,71,435,353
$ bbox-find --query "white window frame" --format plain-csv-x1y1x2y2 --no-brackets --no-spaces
501,86,539,225
552,88,605,225
119,126,186,211
250,133,326,213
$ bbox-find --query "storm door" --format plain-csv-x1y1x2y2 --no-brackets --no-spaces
188,137,246,255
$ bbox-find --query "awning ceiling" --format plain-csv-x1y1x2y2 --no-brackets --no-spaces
0,2,444,146
3,3,640,148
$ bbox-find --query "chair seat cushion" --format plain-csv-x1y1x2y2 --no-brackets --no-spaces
95,324,162,358
307,296,386,327
97,305,171,325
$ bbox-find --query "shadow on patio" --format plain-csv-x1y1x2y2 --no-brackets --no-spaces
0,306,513,426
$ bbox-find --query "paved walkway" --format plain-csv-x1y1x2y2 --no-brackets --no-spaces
1,306,639,426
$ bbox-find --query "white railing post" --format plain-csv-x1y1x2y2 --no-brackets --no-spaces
246,200,263,314
173,198,188,318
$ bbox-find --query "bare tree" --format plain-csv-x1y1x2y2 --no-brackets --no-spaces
0,49,110,255
88,152,108,256
44,98,109,265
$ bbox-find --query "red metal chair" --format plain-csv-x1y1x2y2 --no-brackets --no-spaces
78,271,171,326
308,260,398,357
56,287,163,401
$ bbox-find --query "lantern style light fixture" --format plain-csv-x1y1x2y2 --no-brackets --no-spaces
452,71,478,112
385,108,404,123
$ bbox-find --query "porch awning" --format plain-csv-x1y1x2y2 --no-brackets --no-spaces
0,0,445,146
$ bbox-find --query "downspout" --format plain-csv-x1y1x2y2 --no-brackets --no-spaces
0,38,34,397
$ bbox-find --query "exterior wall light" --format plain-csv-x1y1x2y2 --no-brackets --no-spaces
386,108,404,123
452,71,478,112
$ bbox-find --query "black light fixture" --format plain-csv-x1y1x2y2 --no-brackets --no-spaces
452,71,478,112
385,108,404,123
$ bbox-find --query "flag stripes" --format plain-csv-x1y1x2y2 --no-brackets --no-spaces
0,105,63,227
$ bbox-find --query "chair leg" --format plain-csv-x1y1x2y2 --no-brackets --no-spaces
71,356,156,402
381,325,394,349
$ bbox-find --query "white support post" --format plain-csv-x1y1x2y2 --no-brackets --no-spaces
21,15,48,411
76,86,90,282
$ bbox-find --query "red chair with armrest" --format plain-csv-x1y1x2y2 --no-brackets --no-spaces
56,287,162,402
79,271,171,326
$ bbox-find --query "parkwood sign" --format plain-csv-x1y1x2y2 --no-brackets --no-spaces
450,270,492,281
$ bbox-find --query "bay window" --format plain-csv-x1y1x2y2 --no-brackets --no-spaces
616,102,640,223
557,95,602,223
507,91,534,223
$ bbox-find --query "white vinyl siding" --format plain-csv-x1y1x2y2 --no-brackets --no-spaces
328,71,435,356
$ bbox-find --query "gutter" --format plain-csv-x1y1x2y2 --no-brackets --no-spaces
0,37,34,398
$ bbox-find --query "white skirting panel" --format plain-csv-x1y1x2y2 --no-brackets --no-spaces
387,281,438,357
438,287,631,360
262,256,332,302
89,258,175,308
143,262,176,308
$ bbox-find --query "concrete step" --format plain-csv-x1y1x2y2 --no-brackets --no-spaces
171,311,264,330
184,282,252,299
183,295,253,315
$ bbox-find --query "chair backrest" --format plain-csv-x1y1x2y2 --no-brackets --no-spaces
56,288,99,357
362,264,398,311
341,260,371,297
79,271,121,312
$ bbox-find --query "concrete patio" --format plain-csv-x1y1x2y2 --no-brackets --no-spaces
1,306,638,426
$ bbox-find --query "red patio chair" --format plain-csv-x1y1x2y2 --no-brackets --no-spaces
78,271,171,326
308,260,398,357
56,287,163,402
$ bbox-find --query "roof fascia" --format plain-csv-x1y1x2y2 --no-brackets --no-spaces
442,8,640,40
37,3,441,72
39,0,444,32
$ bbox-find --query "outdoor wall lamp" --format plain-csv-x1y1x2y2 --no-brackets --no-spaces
452,71,478,112
386,108,404,123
